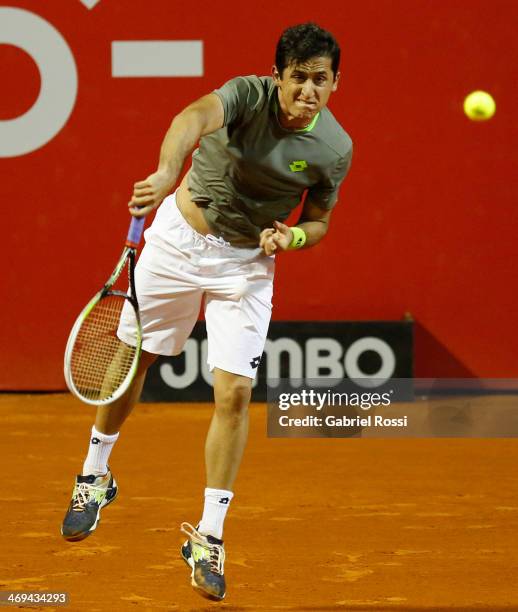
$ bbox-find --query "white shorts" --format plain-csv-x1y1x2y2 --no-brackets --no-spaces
118,192,274,379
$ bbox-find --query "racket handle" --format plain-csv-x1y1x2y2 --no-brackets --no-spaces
126,216,145,247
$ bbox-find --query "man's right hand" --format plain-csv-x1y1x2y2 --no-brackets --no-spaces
128,169,175,217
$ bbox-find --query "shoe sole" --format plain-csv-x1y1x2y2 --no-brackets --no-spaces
181,543,225,602
61,479,118,542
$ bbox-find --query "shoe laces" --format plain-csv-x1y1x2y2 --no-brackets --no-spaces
72,479,106,512
181,522,225,575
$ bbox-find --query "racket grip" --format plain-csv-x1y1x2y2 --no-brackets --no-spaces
126,216,145,246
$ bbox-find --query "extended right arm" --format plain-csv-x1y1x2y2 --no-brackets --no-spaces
129,93,224,217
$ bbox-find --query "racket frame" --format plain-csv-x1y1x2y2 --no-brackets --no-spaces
64,243,143,406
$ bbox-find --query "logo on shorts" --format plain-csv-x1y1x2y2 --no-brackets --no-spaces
91,437,100,445
250,356,261,369
289,160,308,172
219,497,230,505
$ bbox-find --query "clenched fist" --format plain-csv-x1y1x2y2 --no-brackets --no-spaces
259,221,293,256
128,169,175,217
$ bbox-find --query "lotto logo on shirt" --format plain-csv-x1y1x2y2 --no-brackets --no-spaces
289,160,308,172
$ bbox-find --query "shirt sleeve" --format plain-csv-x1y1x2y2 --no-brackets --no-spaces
306,146,353,210
213,76,267,127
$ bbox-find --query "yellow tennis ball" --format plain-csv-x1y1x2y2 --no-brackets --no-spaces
463,90,496,121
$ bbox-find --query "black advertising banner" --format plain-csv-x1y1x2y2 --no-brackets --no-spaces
142,321,413,403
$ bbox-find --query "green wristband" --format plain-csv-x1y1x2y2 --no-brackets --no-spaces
288,226,307,250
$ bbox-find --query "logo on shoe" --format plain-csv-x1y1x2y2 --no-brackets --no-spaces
250,356,261,369
192,543,209,563
91,437,101,444
219,497,230,505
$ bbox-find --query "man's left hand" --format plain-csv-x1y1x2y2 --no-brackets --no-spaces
259,221,293,255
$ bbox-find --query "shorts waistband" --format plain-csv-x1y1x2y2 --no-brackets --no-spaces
169,191,263,258
169,191,231,247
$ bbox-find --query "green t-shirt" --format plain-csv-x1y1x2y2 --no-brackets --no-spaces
187,75,353,247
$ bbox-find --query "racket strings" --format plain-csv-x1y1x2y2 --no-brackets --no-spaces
69,295,138,401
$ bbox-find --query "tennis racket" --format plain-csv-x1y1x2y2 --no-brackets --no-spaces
64,216,145,405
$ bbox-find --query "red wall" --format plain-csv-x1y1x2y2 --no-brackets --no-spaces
1,0,517,389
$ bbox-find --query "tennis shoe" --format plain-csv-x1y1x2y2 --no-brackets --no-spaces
61,470,117,542
180,522,226,601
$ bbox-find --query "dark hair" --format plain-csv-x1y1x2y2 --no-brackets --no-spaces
275,23,341,77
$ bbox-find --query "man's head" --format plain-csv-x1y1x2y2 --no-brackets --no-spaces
272,23,340,129
272,23,341,129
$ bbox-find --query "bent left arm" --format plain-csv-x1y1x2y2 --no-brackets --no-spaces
259,199,333,256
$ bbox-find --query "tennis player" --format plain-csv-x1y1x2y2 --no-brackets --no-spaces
62,22,352,601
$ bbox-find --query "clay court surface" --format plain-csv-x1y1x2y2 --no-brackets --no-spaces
1,393,518,611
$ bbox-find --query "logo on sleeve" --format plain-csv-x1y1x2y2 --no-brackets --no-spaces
289,160,308,172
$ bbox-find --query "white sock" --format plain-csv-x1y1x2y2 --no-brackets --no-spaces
198,487,234,540
82,426,119,476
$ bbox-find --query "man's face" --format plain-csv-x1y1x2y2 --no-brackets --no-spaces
272,56,339,128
